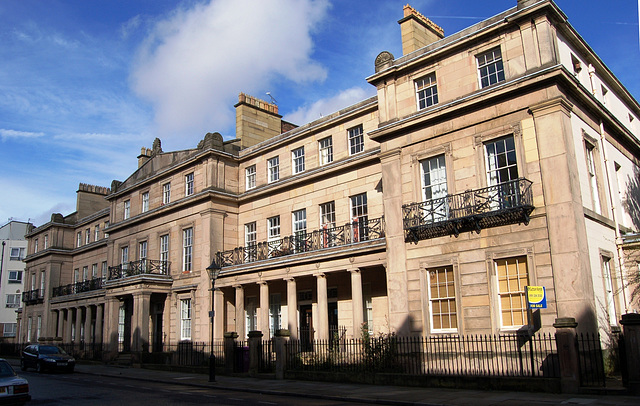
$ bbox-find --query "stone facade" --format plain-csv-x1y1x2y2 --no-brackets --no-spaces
20,1,640,355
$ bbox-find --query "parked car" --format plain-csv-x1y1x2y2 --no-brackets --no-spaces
0,358,30,405
20,345,75,373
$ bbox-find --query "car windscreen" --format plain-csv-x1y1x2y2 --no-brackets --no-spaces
39,346,63,355
0,361,16,378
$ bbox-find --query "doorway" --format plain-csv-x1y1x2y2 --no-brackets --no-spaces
299,304,313,351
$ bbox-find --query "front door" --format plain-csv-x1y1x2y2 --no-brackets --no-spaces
152,302,164,352
299,304,313,351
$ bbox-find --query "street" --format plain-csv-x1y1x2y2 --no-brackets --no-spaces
21,370,371,405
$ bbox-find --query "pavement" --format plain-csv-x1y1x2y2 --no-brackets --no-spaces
7,358,639,405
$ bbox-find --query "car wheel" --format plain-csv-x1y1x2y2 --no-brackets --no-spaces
36,362,43,373
20,360,26,371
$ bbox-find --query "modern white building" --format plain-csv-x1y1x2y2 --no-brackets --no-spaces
0,221,33,341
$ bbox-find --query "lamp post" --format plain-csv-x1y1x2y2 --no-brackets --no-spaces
206,258,222,382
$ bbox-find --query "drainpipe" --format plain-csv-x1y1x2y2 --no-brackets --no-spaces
0,241,5,292
598,120,629,313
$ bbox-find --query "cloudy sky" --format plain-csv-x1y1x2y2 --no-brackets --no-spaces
0,0,638,226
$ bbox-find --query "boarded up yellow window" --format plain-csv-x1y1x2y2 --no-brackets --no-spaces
428,266,457,331
495,256,528,327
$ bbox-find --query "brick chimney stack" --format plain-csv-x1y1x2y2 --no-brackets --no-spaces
137,147,152,168
398,4,444,55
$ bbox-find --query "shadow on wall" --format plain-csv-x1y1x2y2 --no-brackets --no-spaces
623,166,640,231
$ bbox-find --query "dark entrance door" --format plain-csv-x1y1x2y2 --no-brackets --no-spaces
299,304,313,351
152,303,164,352
328,302,339,343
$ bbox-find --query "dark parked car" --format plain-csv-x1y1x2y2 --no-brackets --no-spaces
0,358,30,405
20,345,75,373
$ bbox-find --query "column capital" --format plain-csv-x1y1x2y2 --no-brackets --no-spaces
314,272,326,278
348,268,361,275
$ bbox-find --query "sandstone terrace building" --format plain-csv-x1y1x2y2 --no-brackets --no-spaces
19,0,640,357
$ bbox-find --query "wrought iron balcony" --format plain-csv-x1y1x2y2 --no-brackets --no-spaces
217,216,385,267
108,259,170,280
22,289,43,305
402,178,534,242
52,278,104,298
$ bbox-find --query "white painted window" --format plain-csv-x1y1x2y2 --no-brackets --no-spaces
420,155,448,222
34,239,38,253
267,216,281,258
185,172,194,196
245,222,257,262
348,125,364,155
77,232,82,247
8,271,22,283
9,248,24,260
94,224,100,241
427,266,457,332
602,257,617,326
183,228,193,272
180,298,192,340
292,147,305,174
485,136,519,210
82,266,88,281
292,209,307,252
319,137,333,165
43,234,48,249
92,263,97,279
160,234,169,273
141,192,149,213
495,256,529,328
85,228,91,244
162,183,171,204
350,193,368,241
5,294,20,308
246,165,256,190
3,323,16,338
268,157,279,183
121,246,129,271
416,73,438,110
124,200,130,220
477,47,505,88
586,142,602,214
40,270,45,292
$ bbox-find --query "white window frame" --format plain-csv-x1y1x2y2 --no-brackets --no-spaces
124,200,130,220
162,183,171,204
92,263,98,279
268,157,279,183
9,248,24,261
427,266,458,333
267,216,281,258
94,224,100,241
121,246,129,271
415,73,438,110
319,137,333,166
101,261,108,279
160,234,169,273
3,323,16,338
185,172,194,196
43,234,48,249
180,298,192,341
5,294,20,308
182,228,193,272
350,193,368,242
420,154,448,222
348,125,364,155
76,232,81,248
494,256,529,329
141,192,149,213
246,165,256,190
40,270,45,292
34,239,38,253
602,257,617,326
292,147,305,174
292,209,307,252
585,141,602,214
477,47,505,88
320,201,336,248
8,271,22,283
85,228,91,244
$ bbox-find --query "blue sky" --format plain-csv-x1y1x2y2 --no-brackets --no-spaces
1,0,638,226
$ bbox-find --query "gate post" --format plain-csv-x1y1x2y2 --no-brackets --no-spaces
620,313,640,394
553,317,580,393
248,330,263,376
275,329,291,380
224,332,238,374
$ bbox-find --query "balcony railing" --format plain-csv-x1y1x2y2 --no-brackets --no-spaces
402,178,534,242
52,278,104,298
217,217,385,267
21,289,43,305
108,259,170,281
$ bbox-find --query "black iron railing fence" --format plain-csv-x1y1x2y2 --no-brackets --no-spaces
286,333,560,378
108,259,170,280
402,178,534,241
52,278,104,298
217,217,385,267
577,333,606,387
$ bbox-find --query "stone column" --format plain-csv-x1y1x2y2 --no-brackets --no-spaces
620,313,640,394
104,297,121,354
132,292,151,352
84,306,93,344
553,317,580,393
224,332,238,373
65,309,73,343
235,286,245,340
274,329,290,380
74,308,82,343
51,310,60,339
316,273,328,341
248,330,263,376
213,289,224,341
259,282,270,337
286,278,298,340
95,304,104,344
56,310,64,339
350,269,364,338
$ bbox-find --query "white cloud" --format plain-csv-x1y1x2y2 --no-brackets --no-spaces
0,129,45,140
131,0,330,139
284,87,375,125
